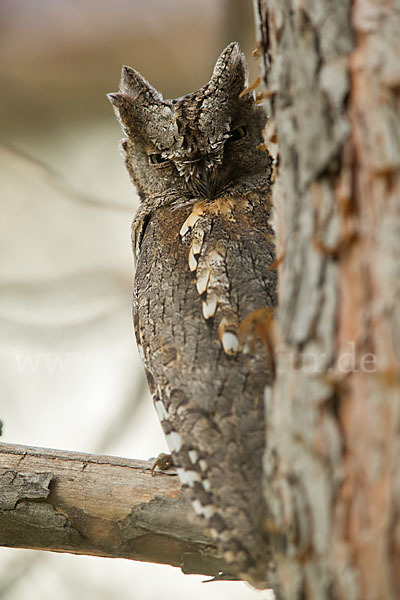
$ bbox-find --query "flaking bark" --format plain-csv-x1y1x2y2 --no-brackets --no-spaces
0,442,228,577
254,1,400,599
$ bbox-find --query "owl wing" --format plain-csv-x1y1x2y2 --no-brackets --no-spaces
180,195,276,352
132,194,276,587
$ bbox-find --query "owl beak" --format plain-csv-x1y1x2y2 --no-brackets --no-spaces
189,159,223,200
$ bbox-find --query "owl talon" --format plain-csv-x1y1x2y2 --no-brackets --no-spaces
151,452,174,476
202,571,239,582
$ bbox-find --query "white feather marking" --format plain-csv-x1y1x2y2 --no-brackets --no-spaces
202,505,216,519
179,220,191,237
166,431,182,453
137,344,145,361
191,500,216,519
199,459,207,471
202,479,211,492
221,332,239,355
155,400,168,421
209,528,219,540
202,294,218,319
196,266,210,295
176,468,202,487
188,246,197,271
219,530,231,542
191,233,204,256
188,450,198,464
191,499,203,515
182,470,202,487
179,204,204,237
176,468,186,483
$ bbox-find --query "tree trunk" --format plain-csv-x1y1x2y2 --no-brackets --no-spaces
253,1,400,599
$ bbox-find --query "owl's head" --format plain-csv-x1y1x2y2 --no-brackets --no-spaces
108,43,271,202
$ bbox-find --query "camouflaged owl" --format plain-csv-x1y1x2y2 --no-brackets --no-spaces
108,42,277,588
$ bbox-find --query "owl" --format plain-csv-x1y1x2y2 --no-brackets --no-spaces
108,42,277,588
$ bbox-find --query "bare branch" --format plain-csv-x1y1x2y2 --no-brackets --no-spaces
0,140,132,212
0,442,229,578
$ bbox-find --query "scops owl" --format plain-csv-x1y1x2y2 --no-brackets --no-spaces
108,42,277,588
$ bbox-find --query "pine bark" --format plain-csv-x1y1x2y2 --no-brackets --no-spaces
253,1,400,599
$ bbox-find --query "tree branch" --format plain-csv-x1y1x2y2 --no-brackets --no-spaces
0,140,132,212
0,442,228,578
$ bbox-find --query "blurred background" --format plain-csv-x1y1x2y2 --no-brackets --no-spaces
0,0,272,598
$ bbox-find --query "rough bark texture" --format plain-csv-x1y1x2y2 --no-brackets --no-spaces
253,1,400,598
0,442,228,578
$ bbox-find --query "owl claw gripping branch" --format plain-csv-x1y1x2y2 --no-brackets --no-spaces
108,42,277,588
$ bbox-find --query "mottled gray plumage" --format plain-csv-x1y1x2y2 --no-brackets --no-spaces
108,43,277,587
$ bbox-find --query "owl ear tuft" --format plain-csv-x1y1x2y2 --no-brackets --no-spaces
211,42,248,100
107,92,143,136
108,85,176,144
107,92,132,125
108,67,167,135
107,92,124,108
120,65,163,103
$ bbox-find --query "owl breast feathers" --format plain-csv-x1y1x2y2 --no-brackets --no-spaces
108,42,277,588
